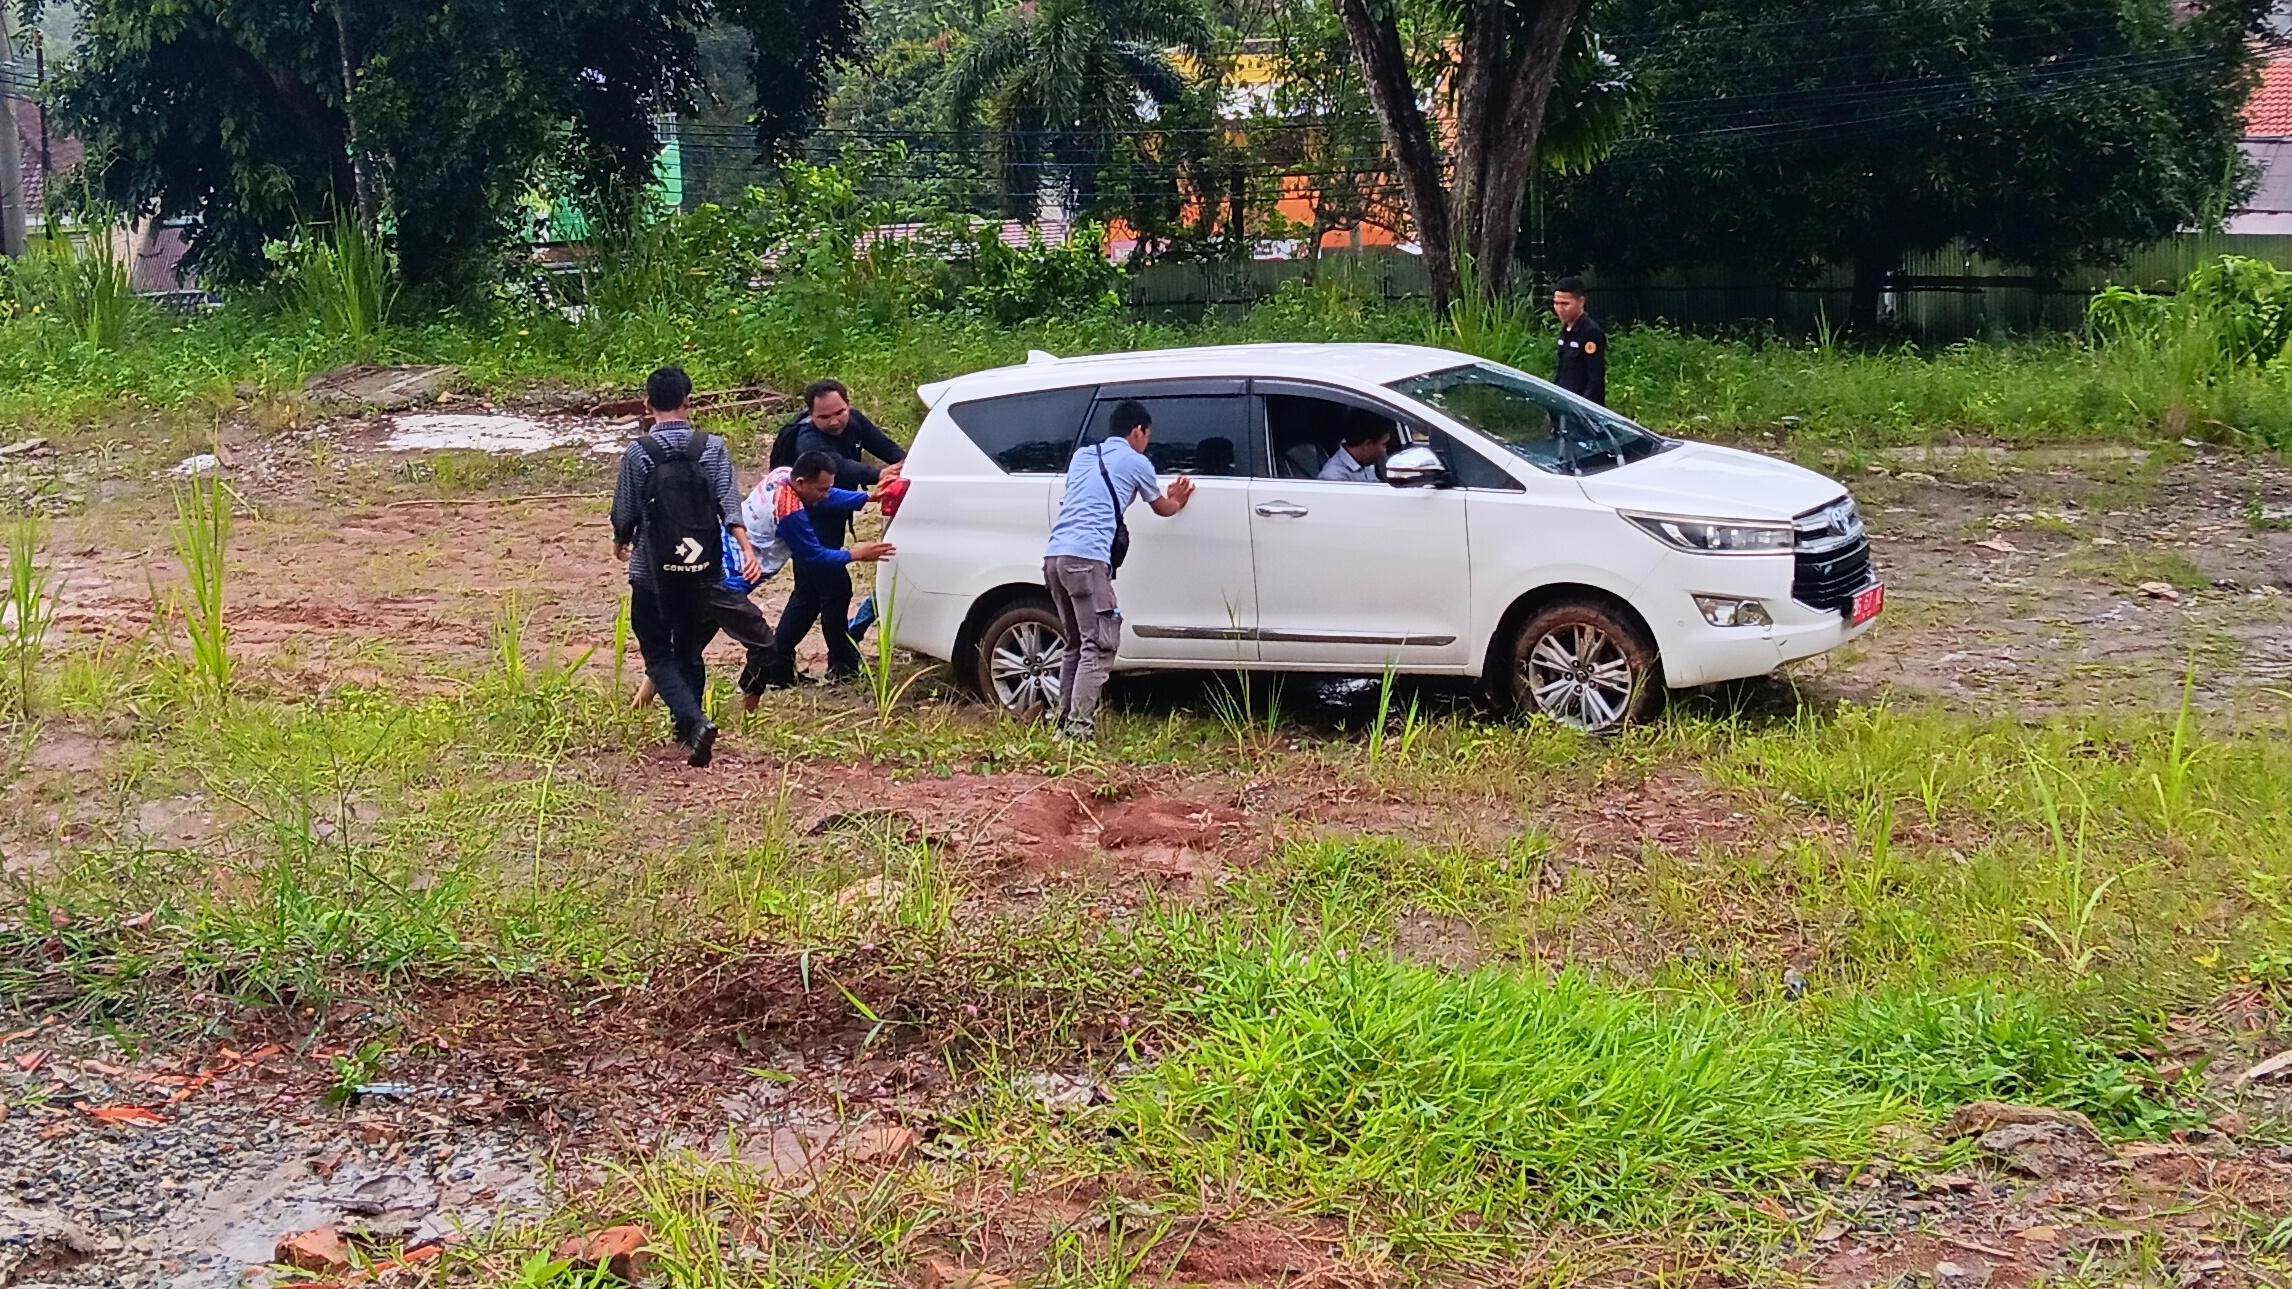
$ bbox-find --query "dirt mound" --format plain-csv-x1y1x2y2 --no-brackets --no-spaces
780,766,1260,887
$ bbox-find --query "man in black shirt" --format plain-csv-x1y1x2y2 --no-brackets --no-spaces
1552,275,1608,407
767,379,907,685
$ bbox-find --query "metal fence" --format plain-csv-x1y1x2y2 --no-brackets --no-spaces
1122,233,2292,342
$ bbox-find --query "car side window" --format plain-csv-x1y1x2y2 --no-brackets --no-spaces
1264,393,1403,482
946,386,1097,474
1423,429,1527,492
1082,394,1251,476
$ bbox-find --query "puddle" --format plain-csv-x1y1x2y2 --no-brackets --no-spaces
382,413,628,455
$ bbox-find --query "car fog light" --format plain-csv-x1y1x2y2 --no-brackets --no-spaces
1694,595,1773,628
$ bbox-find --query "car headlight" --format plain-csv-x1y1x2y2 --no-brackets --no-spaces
1623,512,1795,555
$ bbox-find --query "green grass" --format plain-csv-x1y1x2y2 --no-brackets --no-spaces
6,252,2292,451
7,619,2292,1277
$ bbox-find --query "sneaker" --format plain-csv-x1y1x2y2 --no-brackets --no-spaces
1057,715,1096,743
685,722,719,768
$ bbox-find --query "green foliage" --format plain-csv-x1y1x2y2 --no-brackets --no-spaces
2,236,143,351
2086,256,2292,443
44,0,863,298
1556,0,2267,324
275,218,398,347
959,225,1125,323
1120,933,2173,1227
947,0,1209,219
2091,255,2292,375
3,517,54,720
169,473,234,702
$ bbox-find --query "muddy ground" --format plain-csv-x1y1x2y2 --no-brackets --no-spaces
7,391,2292,1287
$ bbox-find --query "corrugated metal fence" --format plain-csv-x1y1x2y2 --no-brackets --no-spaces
1124,233,2292,341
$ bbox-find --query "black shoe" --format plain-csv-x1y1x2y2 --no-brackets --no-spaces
685,722,718,768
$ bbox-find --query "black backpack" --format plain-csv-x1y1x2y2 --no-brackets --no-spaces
767,416,807,470
637,432,722,583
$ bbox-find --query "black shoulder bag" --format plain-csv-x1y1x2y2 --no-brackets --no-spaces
1094,442,1131,576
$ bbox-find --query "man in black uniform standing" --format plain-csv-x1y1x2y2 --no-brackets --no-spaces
1552,274,1608,407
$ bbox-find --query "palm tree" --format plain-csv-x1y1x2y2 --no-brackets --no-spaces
948,0,1210,221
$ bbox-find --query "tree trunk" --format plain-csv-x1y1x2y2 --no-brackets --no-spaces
1458,0,1582,298
332,4,377,229
1849,251,1892,333
1226,163,1246,256
1338,0,1585,308
1333,0,1455,310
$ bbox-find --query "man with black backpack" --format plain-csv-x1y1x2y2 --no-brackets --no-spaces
1041,400,1194,742
611,366,762,766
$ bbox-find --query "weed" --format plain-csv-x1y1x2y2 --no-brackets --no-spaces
287,216,396,347
5,234,142,349
2,517,55,718
859,577,932,720
324,1040,389,1107
169,472,234,701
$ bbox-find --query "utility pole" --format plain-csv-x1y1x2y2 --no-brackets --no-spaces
0,3,28,257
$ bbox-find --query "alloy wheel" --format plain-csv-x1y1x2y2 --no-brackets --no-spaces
988,620,1064,715
1522,622,1639,731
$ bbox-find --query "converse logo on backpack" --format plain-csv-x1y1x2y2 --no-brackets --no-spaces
673,536,705,565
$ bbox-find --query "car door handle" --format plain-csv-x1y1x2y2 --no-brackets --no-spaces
1254,502,1309,518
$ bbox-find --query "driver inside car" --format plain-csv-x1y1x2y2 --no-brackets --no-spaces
1318,419,1394,483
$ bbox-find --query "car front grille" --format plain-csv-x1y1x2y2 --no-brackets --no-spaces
1793,496,1874,614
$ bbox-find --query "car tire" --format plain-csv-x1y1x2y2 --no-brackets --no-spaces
1495,599,1663,732
973,598,1067,719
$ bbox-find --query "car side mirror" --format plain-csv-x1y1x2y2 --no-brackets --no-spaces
1385,445,1449,488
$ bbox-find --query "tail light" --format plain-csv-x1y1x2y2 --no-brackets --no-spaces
879,476,911,518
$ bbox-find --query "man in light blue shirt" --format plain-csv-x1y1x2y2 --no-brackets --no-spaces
1318,420,1393,482
1042,400,1195,741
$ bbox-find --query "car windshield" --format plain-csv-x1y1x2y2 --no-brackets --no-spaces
1388,363,1673,477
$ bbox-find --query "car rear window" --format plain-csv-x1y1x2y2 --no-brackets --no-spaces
946,386,1097,474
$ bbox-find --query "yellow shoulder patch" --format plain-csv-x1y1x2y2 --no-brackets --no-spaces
1584,341,1599,355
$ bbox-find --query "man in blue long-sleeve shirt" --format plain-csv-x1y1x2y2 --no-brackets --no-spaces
766,451,896,686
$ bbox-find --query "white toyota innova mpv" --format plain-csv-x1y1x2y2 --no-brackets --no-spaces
879,343,1880,731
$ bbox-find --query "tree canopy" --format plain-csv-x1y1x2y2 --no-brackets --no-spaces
38,0,861,300
947,0,1210,220
1549,0,2267,327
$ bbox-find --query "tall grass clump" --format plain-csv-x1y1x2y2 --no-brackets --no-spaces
1121,932,2180,1232
286,217,396,346
1122,935,1892,1228
170,472,234,700
2088,254,2292,446
3,516,54,718
3,234,142,350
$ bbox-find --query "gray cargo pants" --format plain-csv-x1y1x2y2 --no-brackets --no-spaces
1044,555,1119,728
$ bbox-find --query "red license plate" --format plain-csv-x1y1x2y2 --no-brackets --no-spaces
1850,583,1886,625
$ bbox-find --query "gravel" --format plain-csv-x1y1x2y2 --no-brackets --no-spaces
1,1021,550,1288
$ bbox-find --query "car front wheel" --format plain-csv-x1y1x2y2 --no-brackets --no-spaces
1498,600,1662,732
973,599,1066,719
